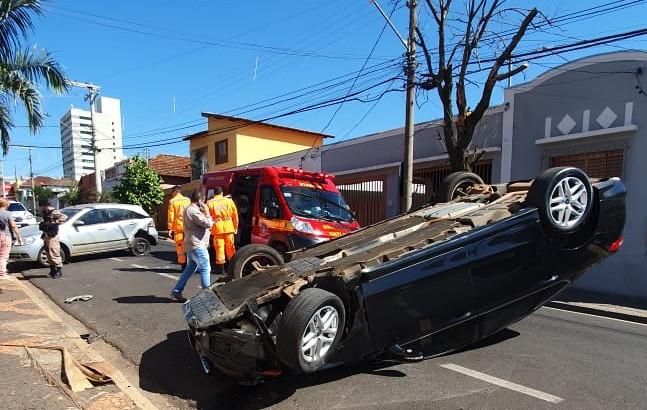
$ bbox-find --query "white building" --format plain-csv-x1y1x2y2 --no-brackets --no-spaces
60,96,124,180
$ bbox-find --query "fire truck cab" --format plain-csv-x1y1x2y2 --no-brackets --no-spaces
202,167,360,256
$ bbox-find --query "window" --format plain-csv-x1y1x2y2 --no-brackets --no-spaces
260,186,281,219
8,202,26,212
104,208,145,222
550,149,624,178
79,209,105,225
215,139,228,165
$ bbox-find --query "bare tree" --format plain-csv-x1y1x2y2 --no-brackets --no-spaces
417,0,538,172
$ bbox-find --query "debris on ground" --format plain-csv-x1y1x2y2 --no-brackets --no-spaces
64,294,94,304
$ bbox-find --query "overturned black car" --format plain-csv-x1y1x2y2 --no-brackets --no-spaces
183,167,626,383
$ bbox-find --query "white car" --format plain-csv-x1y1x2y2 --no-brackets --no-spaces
10,203,159,266
8,201,37,227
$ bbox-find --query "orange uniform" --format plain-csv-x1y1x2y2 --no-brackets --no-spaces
207,194,239,265
167,192,191,264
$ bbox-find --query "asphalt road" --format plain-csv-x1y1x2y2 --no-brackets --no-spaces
14,241,647,409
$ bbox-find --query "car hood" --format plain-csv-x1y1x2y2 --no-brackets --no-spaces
20,224,41,237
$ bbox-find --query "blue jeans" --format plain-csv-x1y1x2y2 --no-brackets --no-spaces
172,247,211,294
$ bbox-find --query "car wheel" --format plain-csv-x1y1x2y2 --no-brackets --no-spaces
436,172,485,203
131,237,151,256
276,288,345,374
37,245,67,267
37,247,48,268
526,167,593,234
228,244,284,279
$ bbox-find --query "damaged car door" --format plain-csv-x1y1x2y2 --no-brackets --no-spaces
360,244,475,352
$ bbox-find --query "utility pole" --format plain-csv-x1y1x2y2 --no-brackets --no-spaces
403,0,417,213
67,80,102,194
29,149,36,212
371,0,417,213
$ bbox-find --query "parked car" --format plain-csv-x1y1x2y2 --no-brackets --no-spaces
10,203,158,266
183,167,626,383
8,201,37,227
202,167,360,274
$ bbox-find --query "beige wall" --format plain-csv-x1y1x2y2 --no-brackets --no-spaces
189,117,324,173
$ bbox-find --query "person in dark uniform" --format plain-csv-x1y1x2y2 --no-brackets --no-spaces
39,200,67,278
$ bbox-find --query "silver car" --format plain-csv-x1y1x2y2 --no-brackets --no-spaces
8,201,37,227
10,203,159,266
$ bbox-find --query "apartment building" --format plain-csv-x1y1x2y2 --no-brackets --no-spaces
60,96,124,180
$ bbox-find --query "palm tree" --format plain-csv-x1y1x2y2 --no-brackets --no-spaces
0,0,67,154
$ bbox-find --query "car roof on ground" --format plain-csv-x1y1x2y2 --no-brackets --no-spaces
63,203,149,214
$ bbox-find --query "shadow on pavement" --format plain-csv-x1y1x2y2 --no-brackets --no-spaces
113,295,178,304
139,331,408,409
150,250,177,263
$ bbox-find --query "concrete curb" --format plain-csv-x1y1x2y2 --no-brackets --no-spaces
546,300,647,325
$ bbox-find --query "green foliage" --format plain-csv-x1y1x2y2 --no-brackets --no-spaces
99,190,114,203
112,156,164,214
33,185,54,201
60,186,81,206
0,0,68,154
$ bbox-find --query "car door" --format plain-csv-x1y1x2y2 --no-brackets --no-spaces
252,185,284,245
69,209,113,254
361,245,475,351
468,212,550,315
101,208,135,250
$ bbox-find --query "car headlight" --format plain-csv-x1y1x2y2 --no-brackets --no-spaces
26,214,33,219
290,216,314,234
22,236,37,245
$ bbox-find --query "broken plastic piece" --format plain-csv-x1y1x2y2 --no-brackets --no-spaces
64,295,93,304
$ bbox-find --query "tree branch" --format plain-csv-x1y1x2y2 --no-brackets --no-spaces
464,7,537,144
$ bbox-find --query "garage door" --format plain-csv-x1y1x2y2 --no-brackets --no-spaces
336,175,386,227
550,149,624,178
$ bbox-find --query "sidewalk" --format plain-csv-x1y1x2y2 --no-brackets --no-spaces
0,275,144,410
550,288,647,324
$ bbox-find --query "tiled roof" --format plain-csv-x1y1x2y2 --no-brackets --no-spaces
21,176,76,188
148,154,191,178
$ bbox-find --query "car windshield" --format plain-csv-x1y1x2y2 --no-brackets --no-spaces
8,203,25,212
280,186,355,223
61,208,81,220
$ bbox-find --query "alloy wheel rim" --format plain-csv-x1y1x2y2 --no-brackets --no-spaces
548,176,588,228
300,305,338,363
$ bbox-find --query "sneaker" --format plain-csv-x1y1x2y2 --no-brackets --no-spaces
170,291,187,302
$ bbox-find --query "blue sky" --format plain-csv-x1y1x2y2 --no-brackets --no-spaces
6,0,647,179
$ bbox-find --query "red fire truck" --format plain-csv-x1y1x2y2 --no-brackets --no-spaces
202,167,360,276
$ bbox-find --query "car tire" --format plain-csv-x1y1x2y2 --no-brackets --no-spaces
436,172,485,203
228,244,284,279
526,167,593,235
131,237,151,256
37,246,67,268
276,288,345,374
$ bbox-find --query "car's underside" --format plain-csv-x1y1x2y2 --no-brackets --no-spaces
184,170,625,382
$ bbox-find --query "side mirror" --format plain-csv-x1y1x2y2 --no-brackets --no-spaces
264,202,280,219
73,220,85,227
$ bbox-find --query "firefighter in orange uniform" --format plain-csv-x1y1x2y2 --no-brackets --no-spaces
167,186,191,269
207,186,238,275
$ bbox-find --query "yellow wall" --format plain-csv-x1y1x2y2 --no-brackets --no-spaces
189,117,324,173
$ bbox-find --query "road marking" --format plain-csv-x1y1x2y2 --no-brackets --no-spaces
439,363,564,404
129,263,178,281
542,306,647,327
110,257,124,262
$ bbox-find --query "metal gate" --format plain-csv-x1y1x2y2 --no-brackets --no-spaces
551,149,623,178
336,174,386,227
412,161,492,210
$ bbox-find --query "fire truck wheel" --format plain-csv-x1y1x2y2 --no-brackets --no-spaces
229,244,284,279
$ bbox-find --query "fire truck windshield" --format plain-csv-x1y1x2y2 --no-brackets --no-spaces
280,186,355,223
